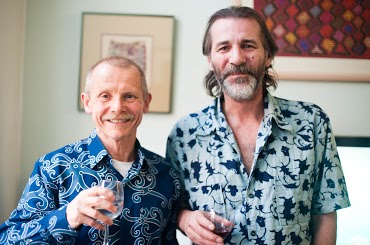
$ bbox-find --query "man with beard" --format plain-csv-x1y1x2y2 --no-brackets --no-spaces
166,6,350,245
0,56,181,244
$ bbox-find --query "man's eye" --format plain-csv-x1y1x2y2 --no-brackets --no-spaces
124,94,137,102
218,46,229,52
100,93,110,99
241,44,254,49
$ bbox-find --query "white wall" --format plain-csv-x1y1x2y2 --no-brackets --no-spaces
20,0,231,188
0,0,25,223
272,80,370,138
1,0,370,244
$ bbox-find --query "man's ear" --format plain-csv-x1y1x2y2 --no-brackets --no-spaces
207,56,214,71
265,51,272,68
81,92,92,114
143,93,152,113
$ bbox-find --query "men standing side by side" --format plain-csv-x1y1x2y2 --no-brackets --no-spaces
167,6,350,245
0,56,181,244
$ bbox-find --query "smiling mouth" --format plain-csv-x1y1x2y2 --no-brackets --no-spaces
108,118,131,123
103,114,134,123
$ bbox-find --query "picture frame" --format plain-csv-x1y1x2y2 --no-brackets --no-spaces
274,57,370,82
78,13,175,113
252,0,370,82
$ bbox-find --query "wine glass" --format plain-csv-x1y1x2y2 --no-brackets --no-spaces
98,180,124,245
205,207,235,240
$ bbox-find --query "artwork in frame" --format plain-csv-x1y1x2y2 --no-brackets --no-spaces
78,13,175,113
254,1,370,82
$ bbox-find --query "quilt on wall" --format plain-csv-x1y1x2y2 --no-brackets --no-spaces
254,0,370,59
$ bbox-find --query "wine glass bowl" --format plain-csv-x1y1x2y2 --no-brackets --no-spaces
97,200,123,219
99,180,124,245
206,208,235,240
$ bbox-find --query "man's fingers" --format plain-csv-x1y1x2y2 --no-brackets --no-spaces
186,210,223,244
86,204,114,226
89,195,117,214
197,211,215,230
66,187,117,228
78,213,106,230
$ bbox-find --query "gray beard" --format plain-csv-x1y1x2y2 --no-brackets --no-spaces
221,75,260,102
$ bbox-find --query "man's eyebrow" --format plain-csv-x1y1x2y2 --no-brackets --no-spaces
214,40,230,47
214,39,259,47
240,38,258,45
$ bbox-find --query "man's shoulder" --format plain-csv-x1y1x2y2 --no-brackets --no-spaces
173,102,215,129
273,95,328,119
141,147,164,161
38,135,97,163
141,147,172,166
141,147,181,176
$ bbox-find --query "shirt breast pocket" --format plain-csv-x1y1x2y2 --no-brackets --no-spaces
188,182,244,212
188,185,213,211
274,155,313,226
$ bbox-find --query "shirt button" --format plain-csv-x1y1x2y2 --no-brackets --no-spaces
248,193,254,198
251,230,257,236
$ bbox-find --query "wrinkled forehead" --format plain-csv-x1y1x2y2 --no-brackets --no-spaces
209,18,265,49
211,18,262,38
92,64,141,87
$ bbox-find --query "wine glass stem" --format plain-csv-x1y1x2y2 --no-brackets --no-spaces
103,224,109,245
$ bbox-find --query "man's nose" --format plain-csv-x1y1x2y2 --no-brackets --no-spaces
111,97,126,112
229,47,245,66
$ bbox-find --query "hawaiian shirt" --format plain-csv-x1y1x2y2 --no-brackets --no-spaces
166,93,350,244
0,129,181,245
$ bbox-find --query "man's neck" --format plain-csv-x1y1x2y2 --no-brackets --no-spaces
222,89,264,124
221,89,265,174
98,133,137,162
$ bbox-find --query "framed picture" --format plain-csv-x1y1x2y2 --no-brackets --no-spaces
273,56,370,82
254,1,370,82
78,13,175,113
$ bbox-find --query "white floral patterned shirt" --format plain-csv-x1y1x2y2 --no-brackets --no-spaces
166,93,350,244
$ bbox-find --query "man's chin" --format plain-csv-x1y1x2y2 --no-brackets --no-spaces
223,83,261,101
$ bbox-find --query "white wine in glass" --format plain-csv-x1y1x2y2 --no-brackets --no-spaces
98,180,124,245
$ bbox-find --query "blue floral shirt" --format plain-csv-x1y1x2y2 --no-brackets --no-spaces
166,93,350,244
0,130,181,245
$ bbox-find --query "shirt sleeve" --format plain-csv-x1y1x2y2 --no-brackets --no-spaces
311,117,351,215
160,203,180,245
0,160,78,244
166,125,191,213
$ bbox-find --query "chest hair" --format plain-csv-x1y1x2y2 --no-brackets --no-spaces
232,122,259,175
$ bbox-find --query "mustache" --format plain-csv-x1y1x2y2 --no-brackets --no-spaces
221,64,258,80
102,113,134,122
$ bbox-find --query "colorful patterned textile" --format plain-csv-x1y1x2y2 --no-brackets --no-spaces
0,130,181,244
254,0,370,59
166,93,351,244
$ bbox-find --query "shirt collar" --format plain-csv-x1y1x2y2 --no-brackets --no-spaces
264,93,293,132
86,129,146,171
198,92,293,136
195,96,226,136
86,129,109,169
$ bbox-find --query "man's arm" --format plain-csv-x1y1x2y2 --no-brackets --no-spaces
0,165,113,244
0,172,74,244
312,211,337,245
